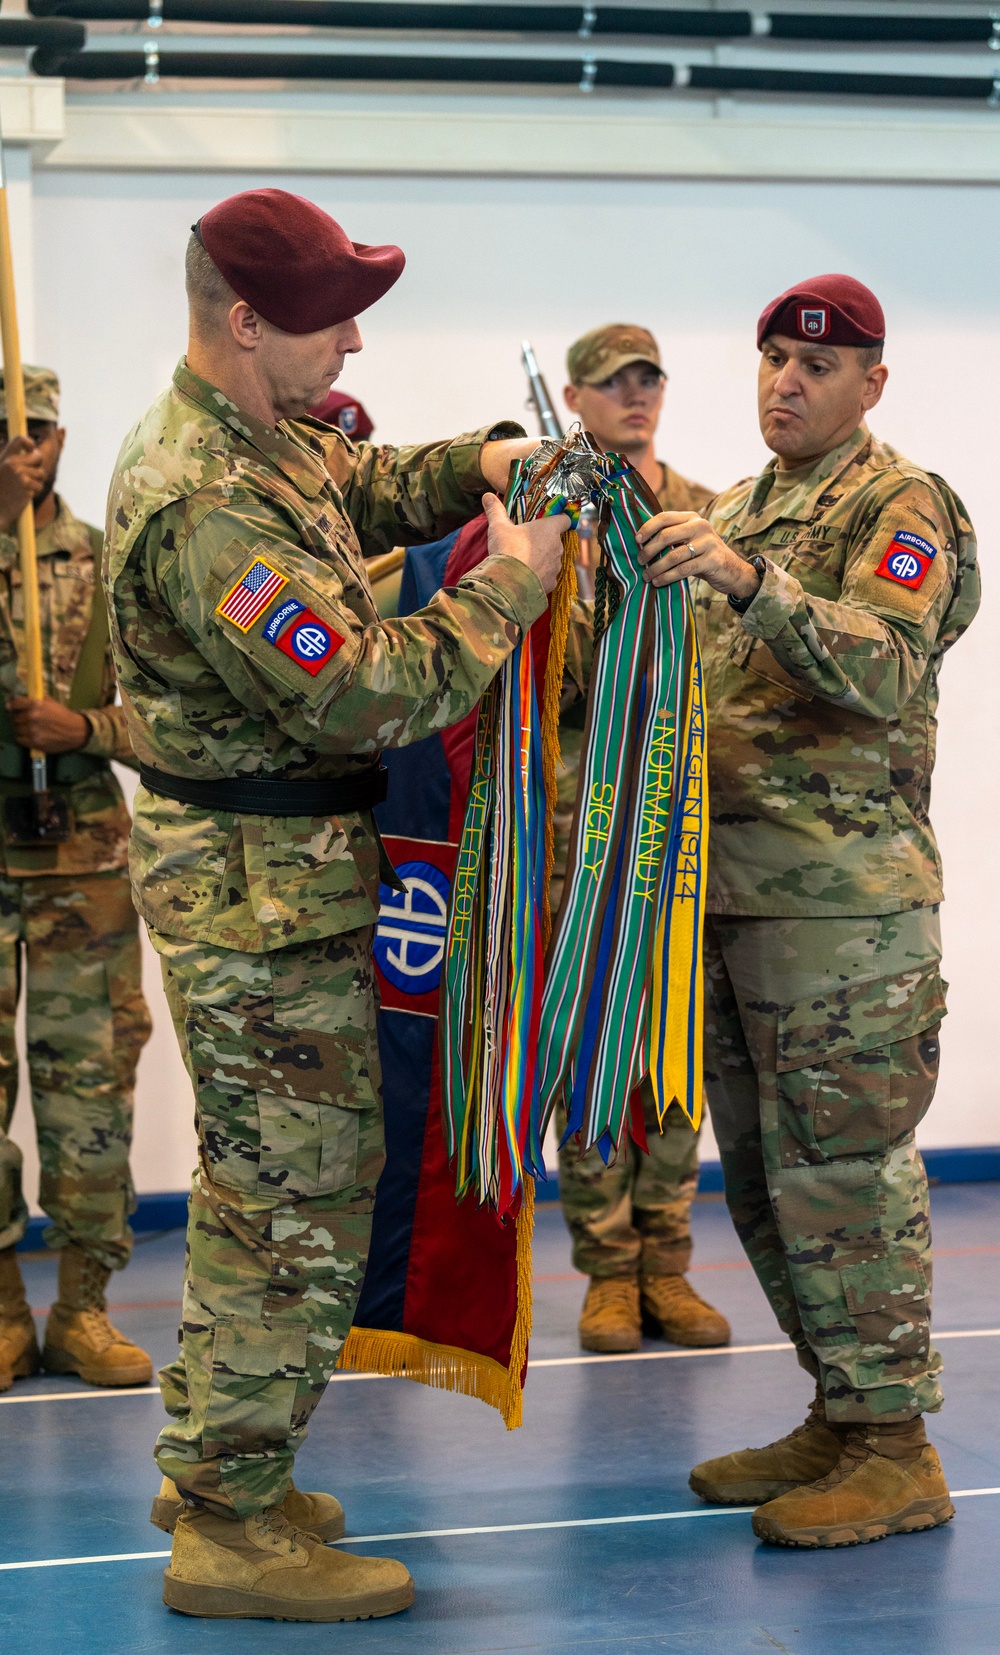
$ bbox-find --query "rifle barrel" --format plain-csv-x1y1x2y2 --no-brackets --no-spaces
520,339,564,440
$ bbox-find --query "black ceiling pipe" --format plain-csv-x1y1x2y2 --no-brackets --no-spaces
28,46,588,78
26,0,754,33
768,13,991,44
0,16,85,47
24,0,1000,43
28,45,1000,99
686,62,995,97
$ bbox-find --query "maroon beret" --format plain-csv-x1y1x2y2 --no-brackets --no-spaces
196,188,405,335
757,273,885,349
308,388,374,441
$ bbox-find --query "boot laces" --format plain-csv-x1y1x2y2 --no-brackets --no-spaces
646,1275,708,1311
589,1271,635,1310
70,1308,121,1351
77,1254,109,1311
252,1509,308,1555
738,1392,827,1456
590,1278,637,1308
807,1428,874,1492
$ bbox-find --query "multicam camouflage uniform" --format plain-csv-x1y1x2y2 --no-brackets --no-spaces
555,466,714,1279
0,369,150,1271
104,360,546,1517
700,423,979,1422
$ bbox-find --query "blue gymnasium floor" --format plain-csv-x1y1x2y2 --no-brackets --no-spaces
2,1186,999,1655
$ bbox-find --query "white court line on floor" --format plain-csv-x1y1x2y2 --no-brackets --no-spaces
4,1327,998,1405
3,1489,1000,1574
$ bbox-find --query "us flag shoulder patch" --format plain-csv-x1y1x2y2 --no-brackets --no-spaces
216,558,288,632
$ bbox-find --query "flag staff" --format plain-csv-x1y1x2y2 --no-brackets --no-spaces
0,111,68,842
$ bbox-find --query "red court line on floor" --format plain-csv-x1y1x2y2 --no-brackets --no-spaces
533,1244,1000,1285
28,1244,1000,1309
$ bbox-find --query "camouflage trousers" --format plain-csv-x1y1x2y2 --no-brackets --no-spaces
0,869,150,1269
703,907,946,1424
149,922,385,1519
556,1085,701,1278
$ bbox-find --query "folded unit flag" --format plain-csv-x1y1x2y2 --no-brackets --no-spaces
339,447,708,1426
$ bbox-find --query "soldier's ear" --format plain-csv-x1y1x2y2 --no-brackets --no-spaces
228,302,265,352
861,362,889,414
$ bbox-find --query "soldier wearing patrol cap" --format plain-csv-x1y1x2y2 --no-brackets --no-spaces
104,187,566,1622
635,273,979,1549
0,366,153,1397
556,323,730,1358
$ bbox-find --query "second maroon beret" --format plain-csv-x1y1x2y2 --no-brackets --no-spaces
196,188,405,335
757,273,885,350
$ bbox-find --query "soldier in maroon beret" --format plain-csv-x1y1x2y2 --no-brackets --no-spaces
308,387,375,442
104,187,567,1622
634,275,980,1550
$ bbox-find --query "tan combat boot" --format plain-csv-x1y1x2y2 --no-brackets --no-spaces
689,1389,844,1505
42,1244,153,1386
0,1245,41,1392
752,1419,954,1548
151,1477,346,1542
163,1505,414,1621
579,1277,641,1353
641,1273,731,1348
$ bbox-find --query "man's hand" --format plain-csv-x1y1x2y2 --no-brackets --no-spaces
481,493,569,594
7,697,89,754
0,436,45,534
479,436,540,493
637,510,761,603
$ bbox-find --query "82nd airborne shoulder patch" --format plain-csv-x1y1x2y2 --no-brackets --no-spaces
262,596,344,677
874,530,937,591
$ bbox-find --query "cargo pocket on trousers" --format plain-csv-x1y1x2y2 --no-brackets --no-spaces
840,1253,931,1386
185,1002,370,1201
775,969,946,1166
205,1315,309,1455
256,1092,360,1200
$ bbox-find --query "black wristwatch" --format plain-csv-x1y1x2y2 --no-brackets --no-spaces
728,556,766,615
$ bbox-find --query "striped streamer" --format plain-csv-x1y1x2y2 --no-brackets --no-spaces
442,432,707,1210
537,446,708,1157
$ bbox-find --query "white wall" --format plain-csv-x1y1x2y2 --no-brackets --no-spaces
10,165,999,1204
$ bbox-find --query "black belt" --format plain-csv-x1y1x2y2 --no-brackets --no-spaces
138,763,388,817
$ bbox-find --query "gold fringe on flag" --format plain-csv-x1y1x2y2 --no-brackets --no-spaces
337,1182,535,1431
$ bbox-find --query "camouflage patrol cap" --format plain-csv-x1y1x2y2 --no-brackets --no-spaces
567,324,663,386
0,364,60,424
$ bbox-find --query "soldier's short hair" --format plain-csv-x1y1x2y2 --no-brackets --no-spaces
857,343,884,369
185,233,239,332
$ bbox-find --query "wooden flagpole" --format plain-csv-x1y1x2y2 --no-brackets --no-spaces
0,113,47,796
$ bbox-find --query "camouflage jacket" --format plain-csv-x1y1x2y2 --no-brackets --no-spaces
0,496,133,878
105,359,547,952
700,424,979,917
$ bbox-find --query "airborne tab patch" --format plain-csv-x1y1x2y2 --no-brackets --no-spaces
875,530,937,591
267,604,345,676
262,597,306,644
216,558,288,632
